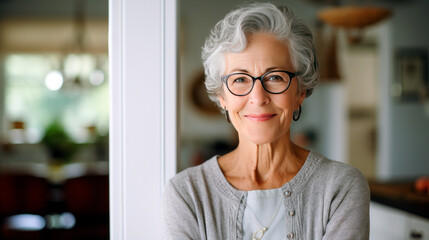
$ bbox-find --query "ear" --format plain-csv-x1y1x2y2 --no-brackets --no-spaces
296,90,306,108
299,90,306,104
218,94,227,109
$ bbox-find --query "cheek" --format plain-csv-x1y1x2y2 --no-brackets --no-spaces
228,101,247,118
281,85,303,108
278,103,294,123
222,93,246,111
274,93,295,108
273,94,297,121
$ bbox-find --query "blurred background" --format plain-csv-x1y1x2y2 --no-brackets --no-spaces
0,0,428,239
0,0,109,239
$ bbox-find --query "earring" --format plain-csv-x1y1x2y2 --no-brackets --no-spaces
293,105,302,121
224,107,231,123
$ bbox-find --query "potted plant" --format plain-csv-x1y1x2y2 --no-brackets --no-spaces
41,120,77,164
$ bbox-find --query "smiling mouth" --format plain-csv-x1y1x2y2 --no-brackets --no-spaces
244,113,277,122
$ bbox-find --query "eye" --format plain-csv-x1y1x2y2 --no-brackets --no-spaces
233,77,247,83
266,75,285,82
230,76,251,84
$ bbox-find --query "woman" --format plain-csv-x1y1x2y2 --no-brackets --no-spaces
163,3,369,240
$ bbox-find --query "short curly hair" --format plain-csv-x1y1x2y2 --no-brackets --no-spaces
202,2,319,108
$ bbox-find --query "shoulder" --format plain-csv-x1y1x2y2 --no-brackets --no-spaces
163,156,220,202
162,158,219,239
313,152,367,182
306,153,370,238
167,156,218,189
307,152,369,195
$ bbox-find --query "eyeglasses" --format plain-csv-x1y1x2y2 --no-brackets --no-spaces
221,70,297,96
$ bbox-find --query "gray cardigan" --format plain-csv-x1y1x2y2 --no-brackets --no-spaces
162,152,370,240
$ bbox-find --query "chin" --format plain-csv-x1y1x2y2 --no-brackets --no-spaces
240,128,289,145
244,133,280,145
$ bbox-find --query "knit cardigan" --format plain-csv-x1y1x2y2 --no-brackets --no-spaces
162,151,370,240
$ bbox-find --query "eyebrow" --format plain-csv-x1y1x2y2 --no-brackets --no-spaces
229,66,280,74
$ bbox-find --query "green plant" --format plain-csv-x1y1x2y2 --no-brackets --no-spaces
41,121,77,163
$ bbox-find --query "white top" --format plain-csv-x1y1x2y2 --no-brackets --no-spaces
243,188,286,240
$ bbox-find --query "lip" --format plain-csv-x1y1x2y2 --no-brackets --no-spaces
244,113,277,122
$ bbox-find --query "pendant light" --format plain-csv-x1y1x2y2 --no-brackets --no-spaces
317,3,392,44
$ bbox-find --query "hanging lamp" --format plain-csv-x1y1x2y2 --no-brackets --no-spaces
318,5,392,44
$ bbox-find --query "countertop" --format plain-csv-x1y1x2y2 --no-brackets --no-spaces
369,180,429,219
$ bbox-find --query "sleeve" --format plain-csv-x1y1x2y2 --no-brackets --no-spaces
161,179,201,240
322,168,370,240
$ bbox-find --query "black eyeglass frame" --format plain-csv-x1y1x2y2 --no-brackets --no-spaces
221,70,297,96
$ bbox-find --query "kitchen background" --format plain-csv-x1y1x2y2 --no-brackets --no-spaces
0,0,109,239
0,0,428,239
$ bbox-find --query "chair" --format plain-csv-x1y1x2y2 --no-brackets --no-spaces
63,175,109,240
0,173,50,240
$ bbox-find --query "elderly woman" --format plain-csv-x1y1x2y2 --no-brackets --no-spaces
162,2,369,240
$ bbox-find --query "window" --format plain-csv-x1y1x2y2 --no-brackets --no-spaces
4,53,109,144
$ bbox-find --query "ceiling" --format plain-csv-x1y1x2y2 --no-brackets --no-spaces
0,0,108,19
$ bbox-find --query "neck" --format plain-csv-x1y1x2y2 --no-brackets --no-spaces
219,134,309,190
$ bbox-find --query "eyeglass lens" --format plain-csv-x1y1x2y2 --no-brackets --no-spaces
226,71,291,95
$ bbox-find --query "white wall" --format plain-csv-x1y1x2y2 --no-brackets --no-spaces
109,0,177,239
376,0,429,180
293,83,347,163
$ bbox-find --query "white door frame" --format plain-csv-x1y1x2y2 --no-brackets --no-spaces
109,0,177,239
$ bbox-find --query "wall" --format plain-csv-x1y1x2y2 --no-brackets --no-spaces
179,0,237,170
377,0,429,180
179,0,239,142
292,83,347,163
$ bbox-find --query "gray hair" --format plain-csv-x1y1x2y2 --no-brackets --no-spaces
202,2,319,108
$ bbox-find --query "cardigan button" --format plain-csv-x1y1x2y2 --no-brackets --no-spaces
284,191,291,197
287,232,295,239
289,210,295,216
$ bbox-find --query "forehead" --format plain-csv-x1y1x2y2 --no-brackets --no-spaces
223,33,294,74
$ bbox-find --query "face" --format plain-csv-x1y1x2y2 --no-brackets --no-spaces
218,33,305,145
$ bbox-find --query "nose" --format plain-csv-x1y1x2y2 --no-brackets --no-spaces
249,79,269,105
